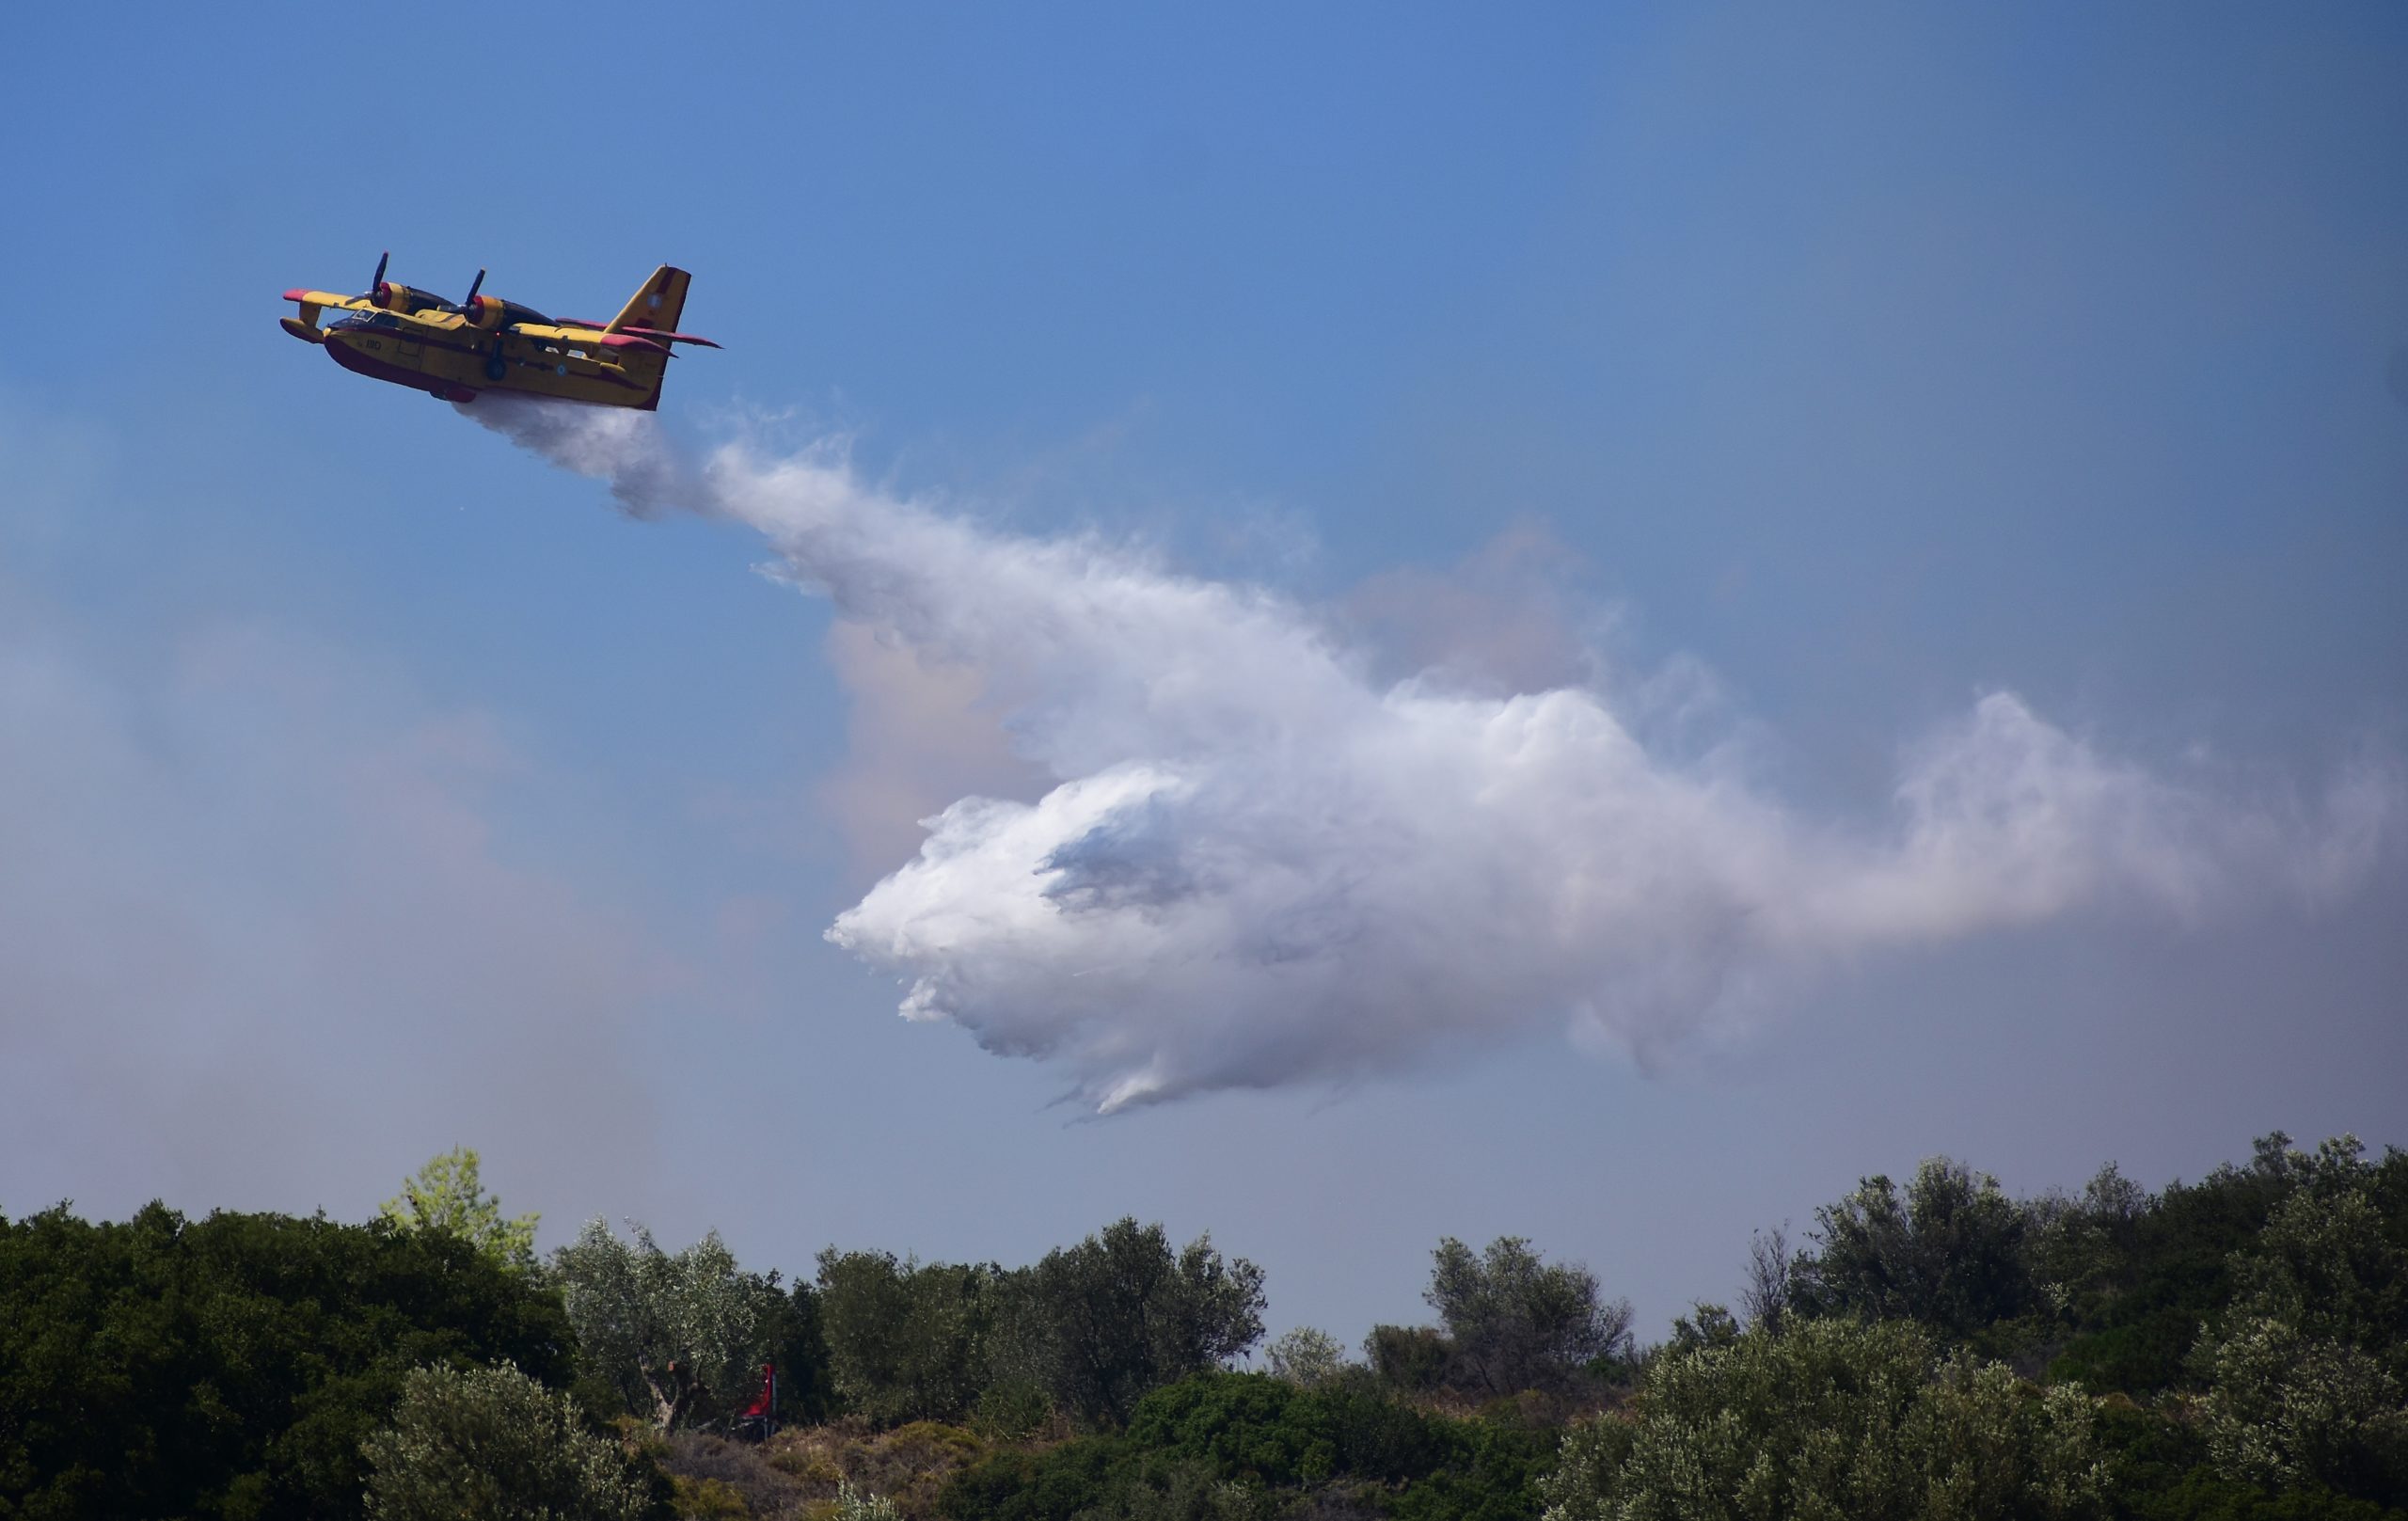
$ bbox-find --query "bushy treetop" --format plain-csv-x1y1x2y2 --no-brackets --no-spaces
1544,1319,2109,1521
552,1218,771,1434
378,1146,539,1273
362,1359,669,1521
0,1201,572,1520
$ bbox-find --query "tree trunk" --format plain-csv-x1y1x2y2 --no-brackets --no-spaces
642,1365,692,1432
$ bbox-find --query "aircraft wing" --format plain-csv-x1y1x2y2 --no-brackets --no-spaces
281,290,464,328
512,323,674,356
283,288,376,313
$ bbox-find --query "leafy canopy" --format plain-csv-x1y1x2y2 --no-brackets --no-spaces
940,1371,1553,1521
1544,1319,2108,1521
1013,1218,1269,1430
553,1218,770,1434
1425,1235,1633,1397
1262,1327,1350,1388
362,1359,668,1521
0,1201,574,1521
816,1248,1002,1427
2196,1135,2408,1505
379,1146,539,1272
1789,1157,2035,1343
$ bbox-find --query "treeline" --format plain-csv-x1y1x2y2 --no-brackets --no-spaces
1553,1132,2408,1520
812,1219,1266,1432
0,1199,586,1518
2,1133,2402,1520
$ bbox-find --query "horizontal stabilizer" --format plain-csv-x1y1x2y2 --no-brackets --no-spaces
595,332,673,356
622,326,720,348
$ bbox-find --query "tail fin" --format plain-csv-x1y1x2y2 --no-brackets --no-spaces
609,265,689,336
608,266,690,410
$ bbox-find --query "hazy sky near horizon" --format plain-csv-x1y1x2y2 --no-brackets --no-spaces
3,5,2404,1343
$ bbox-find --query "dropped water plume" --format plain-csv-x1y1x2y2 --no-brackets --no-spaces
463,396,2400,1113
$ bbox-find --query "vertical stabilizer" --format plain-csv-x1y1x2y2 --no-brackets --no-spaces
608,266,691,410
609,266,690,336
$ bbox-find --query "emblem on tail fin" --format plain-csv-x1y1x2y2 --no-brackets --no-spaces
609,267,691,338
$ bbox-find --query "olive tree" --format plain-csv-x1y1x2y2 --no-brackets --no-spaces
551,1219,768,1432
1542,1319,2107,1521
1262,1327,1349,1388
815,1248,1000,1425
1789,1157,2036,1341
2199,1136,2408,1502
1013,1217,1267,1429
1425,1235,1633,1396
362,1360,666,1521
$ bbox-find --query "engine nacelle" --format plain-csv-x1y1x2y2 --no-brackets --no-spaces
373,280,447,316
462,293,552,331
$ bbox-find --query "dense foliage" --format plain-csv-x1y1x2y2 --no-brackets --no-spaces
1423,1237,1635,1399
816,1250,1001,1427
1544,1319,2107,1521
2191,1141,2408,1503
1263,1328,1349,1389
1735,1133,2408,1518
5,1133,2403,1521
361,1360,670,1521
553,1219,776,1433
0,1201,573,1520
817,1218,1267,1433
1013,1219,1269,1429
1786,1158,2036,1346
937,1371,1554,1521
2036,1135,2399,1400
377,1146,541,1274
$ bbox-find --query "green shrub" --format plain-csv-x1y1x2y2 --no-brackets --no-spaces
362,1360,669,1521
1543,1320,2107,1521
0,1202,576,1520
939,1373,1549,1521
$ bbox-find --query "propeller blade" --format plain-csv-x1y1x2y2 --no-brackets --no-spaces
464,267,485,307
371,249,388,293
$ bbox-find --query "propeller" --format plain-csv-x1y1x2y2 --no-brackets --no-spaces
463,267,485,309
370,249,390,306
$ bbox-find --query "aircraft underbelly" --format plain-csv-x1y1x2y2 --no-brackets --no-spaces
323,324,657,409
325,334,445,395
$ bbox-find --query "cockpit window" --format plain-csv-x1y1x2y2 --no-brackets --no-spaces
331,312,404,332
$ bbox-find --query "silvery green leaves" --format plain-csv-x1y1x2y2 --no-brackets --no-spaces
362,1361,662,1521
553,1219,772,1434
2196,1137,2408,1497
1541,1321,2109,1521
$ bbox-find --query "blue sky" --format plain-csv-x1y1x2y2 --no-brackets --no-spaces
2,5,2404,1342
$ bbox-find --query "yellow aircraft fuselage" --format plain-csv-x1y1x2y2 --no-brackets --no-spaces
311,310,665,408
280,263,710,411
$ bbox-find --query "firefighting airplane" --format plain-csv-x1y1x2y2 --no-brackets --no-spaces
279,253,717,410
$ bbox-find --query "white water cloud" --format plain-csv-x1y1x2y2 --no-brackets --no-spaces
466,397,2400,1113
